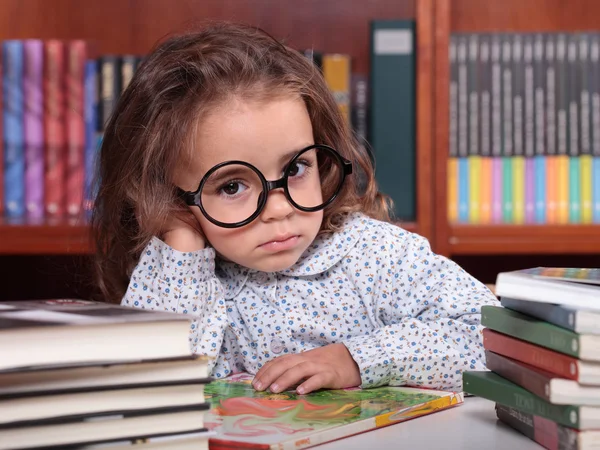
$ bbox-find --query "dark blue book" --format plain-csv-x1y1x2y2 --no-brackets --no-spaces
500,296,600,334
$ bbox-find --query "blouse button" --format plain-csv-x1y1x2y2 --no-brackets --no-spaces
270,338,286,354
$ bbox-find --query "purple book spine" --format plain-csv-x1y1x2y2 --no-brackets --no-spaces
23,40,44,219
525,157,535,223
491,157,503,223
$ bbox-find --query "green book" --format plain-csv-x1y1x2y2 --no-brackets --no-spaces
481,305,600,361
462,371,598,430
370,20,415,220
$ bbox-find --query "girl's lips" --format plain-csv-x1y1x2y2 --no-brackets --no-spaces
259,235,300,252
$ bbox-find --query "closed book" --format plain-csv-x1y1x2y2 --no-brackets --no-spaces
0,355,209,396
370,20,415,220
23,39,44,219
462,371,599,430
84,58,98,215
206,372,462,450
482,306,600,361
322,53,351,126
44,40,66,218
2,40,25,218
0,404,209,450
501,296,600,334
495,404,598,450
485,350,600,405
1,381,210,426
495,267,600,311
483,328,600,385
65,40,87,218
0,299,194,370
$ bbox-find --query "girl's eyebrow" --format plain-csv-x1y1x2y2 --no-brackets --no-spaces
278,145,312,165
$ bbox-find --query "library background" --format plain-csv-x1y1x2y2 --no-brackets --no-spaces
0,0,598,301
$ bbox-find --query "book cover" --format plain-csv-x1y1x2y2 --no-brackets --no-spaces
481,306,600,361
463,371,598,430
495,267,600,311
0,299,194,370
500,296,600,334
204,373,463,450
495,404,595,450
483,328,600,385
485,350,600,406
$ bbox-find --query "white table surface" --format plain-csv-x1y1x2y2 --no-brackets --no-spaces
316,397,540,450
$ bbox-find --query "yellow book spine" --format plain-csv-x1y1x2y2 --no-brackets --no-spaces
468,156,481,224
447,157,458,223
512,156,525,224
322,54,351,125
479,158,492,224
581,154,593,224
546,156,558,224
556,155,570,224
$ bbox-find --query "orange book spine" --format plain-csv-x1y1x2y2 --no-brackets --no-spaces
44,40,66,218
479,157,493,223
65,40,86,218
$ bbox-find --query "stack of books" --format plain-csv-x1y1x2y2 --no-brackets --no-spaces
0,299,214,449
462,267,600,450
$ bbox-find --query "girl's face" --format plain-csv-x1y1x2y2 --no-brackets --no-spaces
179,95,323,272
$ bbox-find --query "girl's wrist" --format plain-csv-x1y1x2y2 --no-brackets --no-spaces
162,228,206,252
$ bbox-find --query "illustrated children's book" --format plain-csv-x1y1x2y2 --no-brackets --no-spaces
204,373,463,450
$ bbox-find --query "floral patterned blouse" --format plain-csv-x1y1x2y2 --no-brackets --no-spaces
122,213,498,390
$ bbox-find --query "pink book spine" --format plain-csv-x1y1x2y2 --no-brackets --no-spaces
44,40,66,218
491,156,503,223
65,40,86,218
23,40,45,219
525,157,536,223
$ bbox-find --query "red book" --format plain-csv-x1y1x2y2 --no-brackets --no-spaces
483,328,600,385
65,40,87,218
0,43,4,217
44,40,66,218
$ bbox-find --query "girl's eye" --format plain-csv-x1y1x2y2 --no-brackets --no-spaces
220,181,247,196
288,160,309,178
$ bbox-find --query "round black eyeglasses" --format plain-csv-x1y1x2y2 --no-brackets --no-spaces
176,144,353,228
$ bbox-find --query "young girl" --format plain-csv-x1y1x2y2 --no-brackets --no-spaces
93,22,498,396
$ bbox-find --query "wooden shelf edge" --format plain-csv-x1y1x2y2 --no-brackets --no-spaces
0,220,93,255
449,224,600,255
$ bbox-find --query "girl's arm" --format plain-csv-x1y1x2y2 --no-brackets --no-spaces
342,224,499,391
122,237,234,377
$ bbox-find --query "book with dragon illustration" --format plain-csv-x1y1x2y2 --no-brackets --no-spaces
204,373,463,450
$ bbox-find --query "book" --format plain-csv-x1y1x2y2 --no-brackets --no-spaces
463,371,599,430
204,372,463,450
485,350,600,405
483,328,600,385
495,403,600,450
0,299,193,370
0,405,209,450
495,268,600,311
501,296,600,334
481,305,600,361
0,356,210,396
1,381,210,426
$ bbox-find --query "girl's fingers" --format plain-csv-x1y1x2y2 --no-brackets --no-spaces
252,354,297,391
296,371,329,395
268,360,320,394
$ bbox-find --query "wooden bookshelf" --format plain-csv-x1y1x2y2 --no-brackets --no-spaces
433,0,600,257
0,0,436,299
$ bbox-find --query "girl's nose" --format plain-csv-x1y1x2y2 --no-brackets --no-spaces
259,189,294,222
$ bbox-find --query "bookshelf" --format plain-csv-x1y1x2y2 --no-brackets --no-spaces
0,0,434,299
433,0,600,259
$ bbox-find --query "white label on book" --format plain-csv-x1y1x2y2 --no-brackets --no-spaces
374,29,413,55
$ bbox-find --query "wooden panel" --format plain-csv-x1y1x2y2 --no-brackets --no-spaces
0,219,92,254
432,0,451,255
449,225,600,255
0,0,415,74
415,0,434,244
451,0,600,32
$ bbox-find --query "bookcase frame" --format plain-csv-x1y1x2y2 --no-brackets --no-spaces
433,0,600,256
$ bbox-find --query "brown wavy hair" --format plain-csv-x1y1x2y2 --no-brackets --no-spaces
92,21,392,304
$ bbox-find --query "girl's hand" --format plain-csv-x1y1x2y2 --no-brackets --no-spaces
251,343,362,395
161,214,205,252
